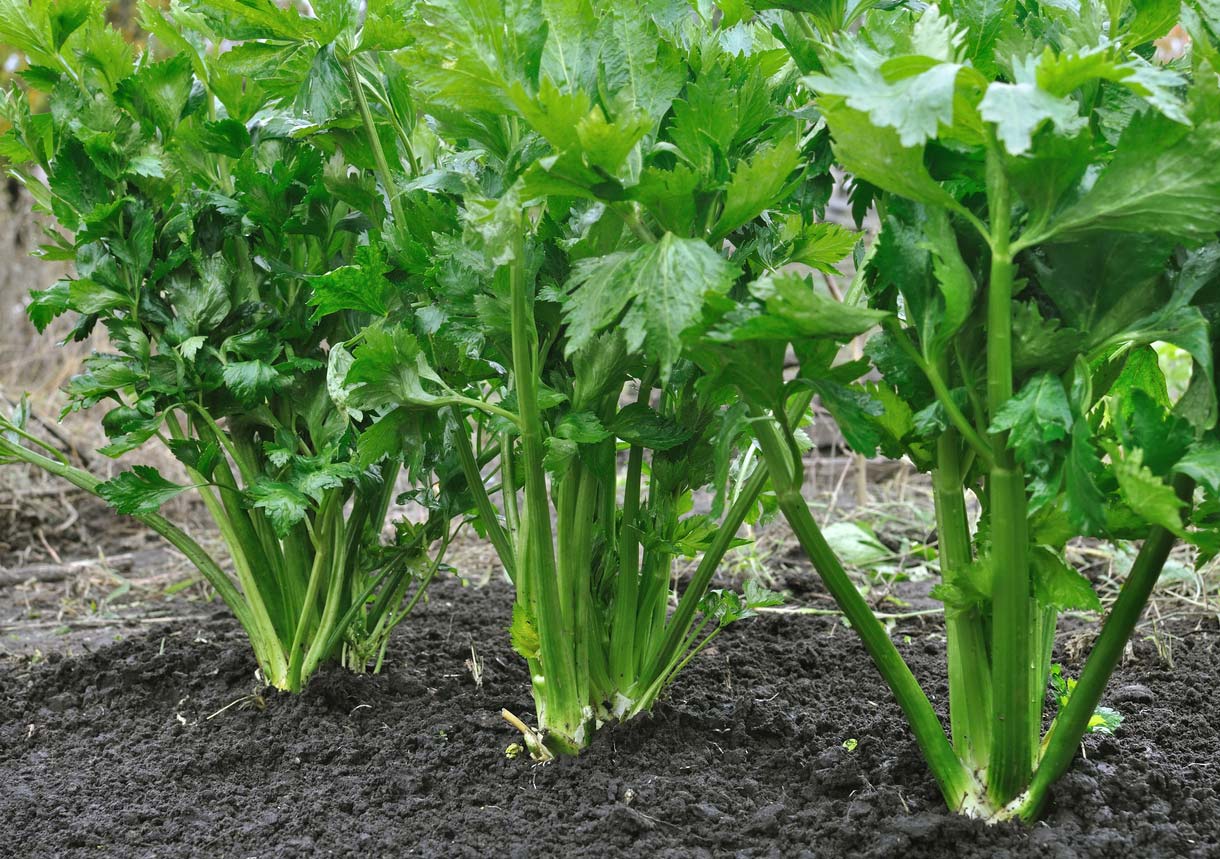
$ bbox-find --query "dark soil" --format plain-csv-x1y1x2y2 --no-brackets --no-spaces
1,576,1217,859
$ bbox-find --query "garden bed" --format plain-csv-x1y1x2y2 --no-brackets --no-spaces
2,575,1216,859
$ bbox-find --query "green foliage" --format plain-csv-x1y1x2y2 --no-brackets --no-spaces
325,0,819,754
1049,664,1124,736
562,233,739,379
97,465,192,515
0,0,460,692
6,0,1219,823
750,0,1220,821
812,1,1220,547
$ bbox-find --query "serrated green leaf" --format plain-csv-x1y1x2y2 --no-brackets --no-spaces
804,380,884,457
923,207,976,351
711,131,801,239
68,278,127,315
698,588,748,626
787,222,859,273
97,405,162,456
945,0,1015,74
980,78,1086,156
597,4,684,124
294,461,361,502
609,403,692,451
543,436,579,476
346,325,446,410
990,373,1074,465
357,408,417,468
26,281,71,333
821,521,890,566
865,329,935,407
669,63,776,175
197,0,319,42
98,466,191,515
169,255,232,334
1064,421,1107,535
1004,128,1093,231
1175,440,1220,494
1112,447,1187,535
563,233,737,379
1040,105,1220,243
1012,301,1083,373
724,272,888,343
1117,390,1193,475
246,481,310,538
807,11,968,148
1037,231,1171,348
114,55,194,138
743,578,783,610
1032,546,1101,611
561,250,637,354
168,439,222,480
1124,0,1179,45
818,101,961,212
358,0,416,51
411,0,544,116
293,44,351,124
308,243,393,320
222,360,283,404
554,411,609,443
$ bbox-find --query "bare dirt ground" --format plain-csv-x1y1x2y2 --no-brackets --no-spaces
2,570,1217,859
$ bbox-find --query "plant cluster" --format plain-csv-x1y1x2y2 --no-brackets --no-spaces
733,0,1220,819
2,0,1219,824
0,0,464,691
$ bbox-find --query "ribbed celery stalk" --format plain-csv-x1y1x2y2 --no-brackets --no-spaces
610,444,645,689
1020,475,1193,819
507,223,585,751
751,410,974,810
935,429,992,771
983,148,1033,805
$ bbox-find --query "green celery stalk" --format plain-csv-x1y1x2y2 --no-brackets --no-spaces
507,222,585,751
1020,475,1193,819
750,410,975,810
984,149,1034,805
935,429,992,772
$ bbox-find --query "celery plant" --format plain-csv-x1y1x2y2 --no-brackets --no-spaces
706,0,1220,819
334,0,865,756
0,0,457,690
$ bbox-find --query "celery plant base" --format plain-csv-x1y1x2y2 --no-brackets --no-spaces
0,433,431,694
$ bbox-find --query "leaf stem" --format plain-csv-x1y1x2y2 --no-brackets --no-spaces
507,220,583,748
1019,476,1192,820
935,427,992,771
641,389,815,688
984,145,1033,806
614,203,658,244
451,410,516,580
884,319,993,464
750,407,973,809
437,395,520,427
345,58,408,227
285,493,337,691
611,442,645,687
